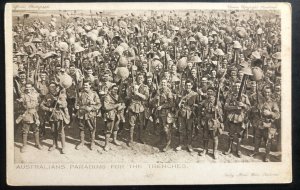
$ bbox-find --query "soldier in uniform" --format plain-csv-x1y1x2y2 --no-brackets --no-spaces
16,82,42,153
224,82,250,157
35,71,49,137
40,81,70,154
247,81,261,144
150,78,174,151
14,71,27,136
66,64,83,122
249,86,280,162
176,80,199,152
127,73,149,146
103,85,126,151
199,87,224,159
273,84,281,152
75,80,101,150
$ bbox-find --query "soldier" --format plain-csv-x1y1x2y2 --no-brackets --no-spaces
103,85,126,151
247,81,261,144
127,73,149,146
145,72,157,128
249,86,280,162
40,81,70,153
16,82,42,153
177,80,199,152
35,71,49,137
224,82,250,157
199,87,224,159
14,71,27,135
66,64,83,122
75,80,101,150
273,84,281,152
150,78,174,151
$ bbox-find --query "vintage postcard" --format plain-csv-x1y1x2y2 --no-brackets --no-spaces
5,2,292,185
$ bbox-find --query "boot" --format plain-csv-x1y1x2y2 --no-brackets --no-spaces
236,138,242,158
76,131,85,150
90,131,96,150
34,132,43,150
20,133,28,153
200,140,209,156
137,127,145,144
127,127,134,147
249,137,260,157
49,134,58,151
224,138,233,155
103,134,110,151
264,141,271,162
162,129,171,152
212,138,219,159
176,134,183,151
61,134,66,154
112,131,121,146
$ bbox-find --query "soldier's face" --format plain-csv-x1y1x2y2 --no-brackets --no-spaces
191,69,197,76
103,74,109,81
161,79,167,88
56,67,61,73
264,89,272,99
186,82,192,92
231,71,237,78
137,75,144,84
207,90,214,100
238,71,244,78
40,74,46,81
69,67,75,73
19,74,26,82
25,84,32,93
275,86,281,94
83,83,91,91
143,63,148,70
212,71,216,77
147,78,152,84
49,85,56,94
111,87,118,96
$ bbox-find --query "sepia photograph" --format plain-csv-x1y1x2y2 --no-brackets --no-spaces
5,2,292,185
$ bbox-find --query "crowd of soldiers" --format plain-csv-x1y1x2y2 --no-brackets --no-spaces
13,10,281,162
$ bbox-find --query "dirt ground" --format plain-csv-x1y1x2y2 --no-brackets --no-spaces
14,118,281,163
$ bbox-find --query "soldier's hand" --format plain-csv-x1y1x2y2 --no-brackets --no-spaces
49,108,53,112
75,105,79,110
157,106,162,110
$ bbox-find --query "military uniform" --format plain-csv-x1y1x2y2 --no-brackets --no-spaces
35,80,49,137
16,90,42,153
250,97,280,161
177,90,199,152
199,97,223,159
75,89,101,150
40,88,70,153
66,71,82,123
224,93,250,157
150,86,174,151
103,92,125,150
127,83,149,146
